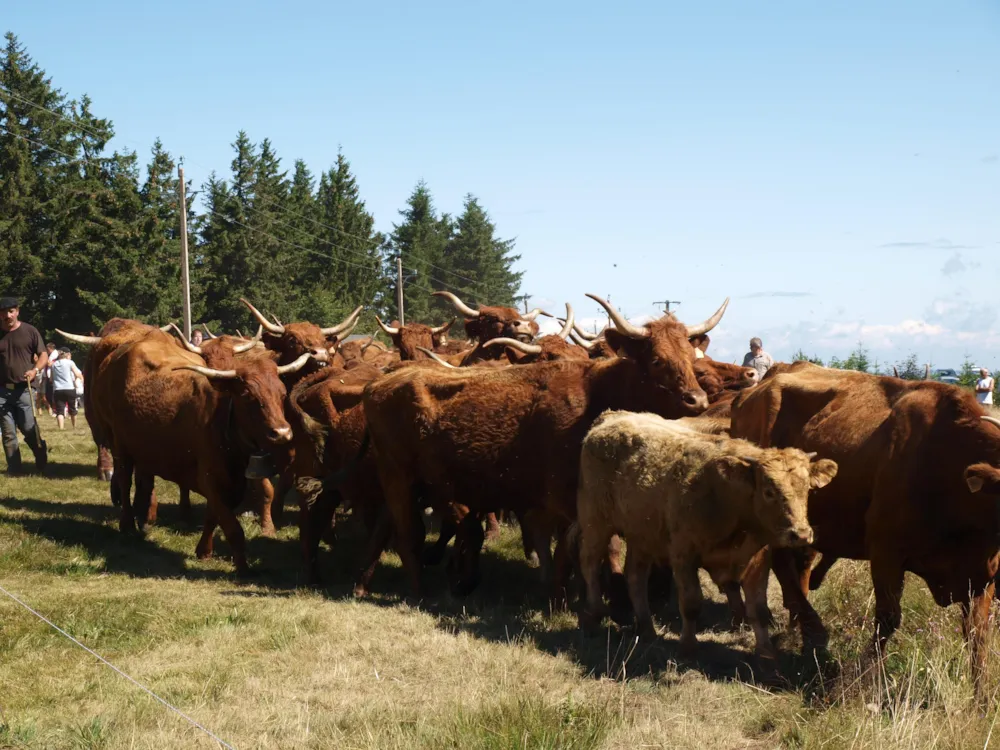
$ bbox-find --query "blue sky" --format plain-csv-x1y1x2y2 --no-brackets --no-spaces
6,1,999,368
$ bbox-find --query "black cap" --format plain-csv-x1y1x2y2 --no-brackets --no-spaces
0,296,18,310
59,347,71,355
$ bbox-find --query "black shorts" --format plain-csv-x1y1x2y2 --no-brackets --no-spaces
54,389,78,416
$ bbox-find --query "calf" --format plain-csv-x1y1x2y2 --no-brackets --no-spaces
576,410,837,659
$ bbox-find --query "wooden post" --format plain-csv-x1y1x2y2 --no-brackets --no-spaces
396,254,405,326
178,166,192,340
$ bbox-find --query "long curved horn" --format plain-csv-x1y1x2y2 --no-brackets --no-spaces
321,305,364,336
924,363,931,380
232,326,263,354
240,298,284,335
586,294,650,340
431,318,456,335
433,291,479,318
175,364,237,379
982,416,1000,430
361,335,378,354
56,329,102,346
523,308,552,321
415,346,459,368
569,330,599,351
893,366,899,378
276,352,313,375
168,323,203,354
158,324,173,332
572,322,599,341
556,304,574,340
375,315,400,336
483,337,543,355
684,298,730,338
202,324,217,339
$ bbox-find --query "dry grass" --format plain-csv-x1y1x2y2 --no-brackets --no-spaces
1,416,1000,748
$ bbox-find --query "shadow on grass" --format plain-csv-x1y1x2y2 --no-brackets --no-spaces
3,491,827,692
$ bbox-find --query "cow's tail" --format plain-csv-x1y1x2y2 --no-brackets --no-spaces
288,374,330,462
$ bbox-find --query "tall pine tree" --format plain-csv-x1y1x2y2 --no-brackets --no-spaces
384,181,453,323
309,150,386,326
442,194,523,308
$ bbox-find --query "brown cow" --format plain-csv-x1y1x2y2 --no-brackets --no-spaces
433,291,550,364
242,298,362,372
575,411,836,659
357,294,726,599
69,324,310,572
64,319,168,522
481,305,589,364
374,316,456,361
285,362,388,583
730,362,1000,693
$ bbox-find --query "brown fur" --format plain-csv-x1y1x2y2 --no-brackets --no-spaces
358,310,710,599
89,327,294,574
730,361,1000,694
575,411,835,660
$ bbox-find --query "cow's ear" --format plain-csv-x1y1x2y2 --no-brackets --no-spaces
965,463,1000,494
603,329,648,360
715,455,754,486
808,457,838,489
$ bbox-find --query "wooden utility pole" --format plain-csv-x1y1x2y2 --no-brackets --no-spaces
178,166,192,340
653,299,681,314
396,254,405,326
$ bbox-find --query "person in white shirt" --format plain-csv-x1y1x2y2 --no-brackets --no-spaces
50,348,83,429
976,368,995,406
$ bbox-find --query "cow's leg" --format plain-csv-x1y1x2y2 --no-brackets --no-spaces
203,486,250,576
294,478,339,585
270,468,292,528
604,534,631,620
196,509,217,560
551,523,576,607
868,555,905,661
178,487,193,525
673,561,704,655
378,470,424,599
743,577,779,661
531,519,555,588
961,581,995,702
722,581,748,629
770,547,827,649
133,472,156,531
256,478,276,538
577,525,611,632
354,504,393,598
625,551,655,640
115,458,136,533
808,553,839,591
449,512,485,597
740,548,773,628
423,513,455,566
484,512,500,543
515,510,539,565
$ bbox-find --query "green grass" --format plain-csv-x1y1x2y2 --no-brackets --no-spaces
1,415,1000,748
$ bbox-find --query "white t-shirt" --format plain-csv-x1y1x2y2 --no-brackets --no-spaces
51,358,82,391
977,376,995,405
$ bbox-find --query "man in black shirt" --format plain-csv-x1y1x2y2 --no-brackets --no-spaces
0,296,48,474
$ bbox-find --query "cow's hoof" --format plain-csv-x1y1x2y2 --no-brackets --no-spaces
525,551,540,567
352,583,368,598
259,524,277,539
578,610,605,634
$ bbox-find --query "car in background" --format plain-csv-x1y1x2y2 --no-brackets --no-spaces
932,368,960,385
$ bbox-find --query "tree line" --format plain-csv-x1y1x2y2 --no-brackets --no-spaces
0,33,523,338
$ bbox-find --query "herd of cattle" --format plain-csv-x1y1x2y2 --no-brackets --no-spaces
54,291,1000,693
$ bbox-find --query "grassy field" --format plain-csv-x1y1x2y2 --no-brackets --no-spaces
2,415,1000,749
